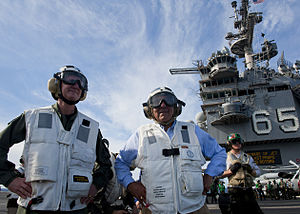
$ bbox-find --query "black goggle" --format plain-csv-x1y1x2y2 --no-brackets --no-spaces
57,71,88,91
149,92,178,108
229,139,242,145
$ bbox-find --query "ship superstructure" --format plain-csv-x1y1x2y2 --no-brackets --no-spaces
170,0,300,166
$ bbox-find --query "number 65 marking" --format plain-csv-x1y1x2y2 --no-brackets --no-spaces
252,107,299,134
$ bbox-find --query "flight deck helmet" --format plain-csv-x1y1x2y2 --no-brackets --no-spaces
227,133,244,147
143,87,186,123
48,65,88,105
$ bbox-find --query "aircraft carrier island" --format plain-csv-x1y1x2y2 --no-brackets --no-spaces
170,0,300,167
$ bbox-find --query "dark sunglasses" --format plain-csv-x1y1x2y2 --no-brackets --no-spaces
230,139,242,145
62,79,85,90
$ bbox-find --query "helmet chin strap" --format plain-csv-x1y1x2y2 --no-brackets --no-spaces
58,81,83,105
58,93,80,105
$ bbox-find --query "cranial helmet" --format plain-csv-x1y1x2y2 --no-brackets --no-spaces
226,133,244,146
143,87,186,122
48,65,88,104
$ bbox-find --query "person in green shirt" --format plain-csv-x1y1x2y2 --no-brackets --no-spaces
0,65,112,214
267,181,275,200
218,181,226,194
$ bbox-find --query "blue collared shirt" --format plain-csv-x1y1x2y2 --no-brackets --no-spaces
115,120,227,188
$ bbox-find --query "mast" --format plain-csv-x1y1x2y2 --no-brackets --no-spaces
225,0,263,69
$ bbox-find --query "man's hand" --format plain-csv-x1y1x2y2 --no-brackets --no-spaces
7,177,32,199
80,184,98,204
202,174,213,195
229,162,242,174
127,182,147,206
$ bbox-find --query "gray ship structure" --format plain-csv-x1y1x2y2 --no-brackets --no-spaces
170,0,300,167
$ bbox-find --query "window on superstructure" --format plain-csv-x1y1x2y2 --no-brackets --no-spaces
238,89,247,96
248,89,255,95
224,78,230,84
213,92,219,99
217,79,224,85
275,85,289,91
220,91,225,98
221,56,226,62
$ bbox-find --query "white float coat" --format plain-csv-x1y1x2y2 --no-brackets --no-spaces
133,121,206,213
18,106,98,211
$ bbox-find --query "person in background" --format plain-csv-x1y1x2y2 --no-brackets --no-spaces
272,180,280,200
217,180,230,214
88,152,138,214
267,181,275,200
0,65,112,213
209,178,219,204
256,180,266,201
220,133,263,214
115,87,227,214
279,178,287,200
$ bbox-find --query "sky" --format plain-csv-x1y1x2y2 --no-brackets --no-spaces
0,0,300,166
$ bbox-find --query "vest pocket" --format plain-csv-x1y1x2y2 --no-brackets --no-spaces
142,162,173,205
179,170,203,196
71,142,95,171
68,142,94,198
27,142,59,182
67,168,92,198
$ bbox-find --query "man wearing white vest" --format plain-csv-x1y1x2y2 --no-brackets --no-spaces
0,65,112,213
115,87,227,214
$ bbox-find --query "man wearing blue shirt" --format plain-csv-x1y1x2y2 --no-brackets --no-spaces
115,87,226,214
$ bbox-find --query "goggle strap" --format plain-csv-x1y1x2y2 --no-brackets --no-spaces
178,99,186,107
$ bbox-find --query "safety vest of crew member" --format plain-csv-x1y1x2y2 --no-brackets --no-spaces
18,106,98,211
227,151,254,188
133,121,206,214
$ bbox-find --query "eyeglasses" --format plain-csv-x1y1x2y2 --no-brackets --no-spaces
149,92,177,108
61,71,88,91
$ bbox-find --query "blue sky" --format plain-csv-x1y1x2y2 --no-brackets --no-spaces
1,0,300,166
